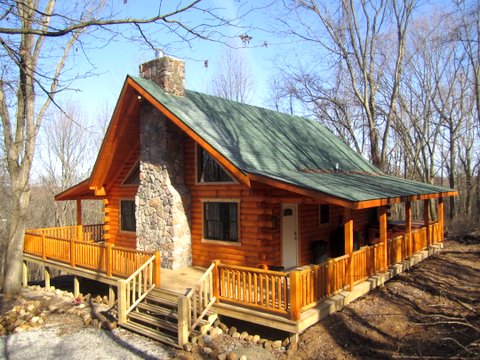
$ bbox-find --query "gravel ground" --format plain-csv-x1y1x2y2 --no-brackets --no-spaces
0,314,175,360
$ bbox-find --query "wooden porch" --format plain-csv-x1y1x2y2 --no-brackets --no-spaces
22,219,443,345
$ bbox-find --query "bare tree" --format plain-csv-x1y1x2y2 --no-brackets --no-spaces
0,0,242,295
210,46,256,104
277,0,417,170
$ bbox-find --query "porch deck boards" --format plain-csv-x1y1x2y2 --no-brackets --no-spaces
159,266,206,295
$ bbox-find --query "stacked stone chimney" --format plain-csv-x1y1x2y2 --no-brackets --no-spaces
139,56,185,96
136,56,191,270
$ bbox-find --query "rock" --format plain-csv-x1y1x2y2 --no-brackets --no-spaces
47,305,58,313
240,331,249,340
239,356,247,360
26,303,36,312
50,286,56,292
30,316,40,324
203,347,213,355
272,340,282,349
226,352,237,360
232,331,240,339
102,296,109,305
228,326,237,336
264,341,273,350
246,335,253,342
95,295,103,304
78,304,86,309
84,293,91,302
13,319,25,329
282,338,290,347
257,338,267,345
13,326,26,333
217,353,227,360
210,327,223,337
183,343,193,352
210,349,220,359
203,335,212,344
55,289,63,296
83,314,92,326
219,322,228,333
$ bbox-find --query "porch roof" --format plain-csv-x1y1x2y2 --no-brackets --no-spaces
129,76,455,206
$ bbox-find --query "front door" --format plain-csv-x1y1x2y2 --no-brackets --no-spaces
282,203,299,269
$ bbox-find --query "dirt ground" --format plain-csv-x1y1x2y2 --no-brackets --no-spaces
292,238,480,359
1,238,479,359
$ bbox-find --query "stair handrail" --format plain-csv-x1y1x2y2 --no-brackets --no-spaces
180,262,216,340
117,254,158,324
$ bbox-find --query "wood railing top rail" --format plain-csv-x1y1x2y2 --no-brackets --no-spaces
217,262,288,277
124,255,156,283
186,262,216,299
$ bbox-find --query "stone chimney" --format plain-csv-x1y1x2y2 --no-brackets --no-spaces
139,56,185,96
136,56,191,270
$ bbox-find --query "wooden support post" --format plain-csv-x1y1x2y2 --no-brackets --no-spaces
70,238,76,267
438,197,444,242
405,201,412,257
289,270,302,321
379,206,388,271
108,286,116,306
41,233,46,260
212,259,221,303
153,251,161,287
117,280,127,324
44,266,51,290
22,261,28,287
106,243,113,277
77,225,84,242
344,208,354,291
73,276,80,298
424,199,430,247
177,296,190,347
76,199,82,226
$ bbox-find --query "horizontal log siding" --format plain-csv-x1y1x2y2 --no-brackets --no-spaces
185,138,284,268
299,205,370,265
103,147,139,249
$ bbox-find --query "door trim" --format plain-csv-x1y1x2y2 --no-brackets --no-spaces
281,203,299,269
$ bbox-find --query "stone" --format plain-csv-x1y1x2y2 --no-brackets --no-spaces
83,314,92,326
183,343,193,352
239,356,247,360
264,341,273,350
30,316,40,324
203,335,212,344
217,353,227,360
272,340,283,349
240,331,249,340
55,289,63,296
232,332,240,339
226,352,237,360
282,338,290,347
203,347,213,355
95,295,103,304
228,326,237,336
78,304,86,309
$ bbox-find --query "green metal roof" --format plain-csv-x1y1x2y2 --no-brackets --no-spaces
131,76,454,203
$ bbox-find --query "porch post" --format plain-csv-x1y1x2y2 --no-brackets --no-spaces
424,199,430,247
379,206,388,271
76,199,82,225
344,208,354,291
405,201,412,257
438,197,444,242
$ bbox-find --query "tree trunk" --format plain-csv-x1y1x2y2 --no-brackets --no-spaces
3,186,30,294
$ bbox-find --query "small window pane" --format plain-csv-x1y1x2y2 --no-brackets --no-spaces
197,146,233,183
121,200,136,232
204,202,238,242
320,204,330,225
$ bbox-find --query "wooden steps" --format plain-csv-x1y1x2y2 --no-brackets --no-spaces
119,288,217,348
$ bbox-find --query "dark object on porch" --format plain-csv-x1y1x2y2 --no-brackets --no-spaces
269,265,285,272
311,240,328,264
330,227,360,257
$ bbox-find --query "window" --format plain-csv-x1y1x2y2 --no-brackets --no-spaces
197,145,234,183
319,204,330,225
123,163,140,185
203,201,238,242
120,200,136,232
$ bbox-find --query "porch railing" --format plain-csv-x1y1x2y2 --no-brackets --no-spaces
212,221,442,321
82,224,104,242
27,224,105,243
215,262,289,316
24,230,154,278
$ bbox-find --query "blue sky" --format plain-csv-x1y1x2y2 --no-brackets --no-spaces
66,0,280,117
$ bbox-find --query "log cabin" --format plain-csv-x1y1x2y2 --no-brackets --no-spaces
23,55,457,347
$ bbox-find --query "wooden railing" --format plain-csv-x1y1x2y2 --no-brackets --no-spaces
215,262,289,316
294,254,350,313
82,224,104,242
24,230,156,278
28,225,83,241
352,243,383,284
117,253,160,324
178,262,216,346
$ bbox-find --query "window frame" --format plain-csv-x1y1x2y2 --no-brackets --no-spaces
201,199,241,246
319,204,330,225
195,144,237,185
120,199,136,233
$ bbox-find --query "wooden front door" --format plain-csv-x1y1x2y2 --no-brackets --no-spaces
282,203,299,269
